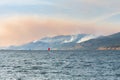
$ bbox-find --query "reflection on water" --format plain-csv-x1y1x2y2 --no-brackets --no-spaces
0,50,120,80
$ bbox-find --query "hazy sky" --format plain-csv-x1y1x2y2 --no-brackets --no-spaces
0,0,120,46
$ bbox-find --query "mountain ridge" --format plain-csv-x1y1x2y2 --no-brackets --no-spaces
79,32,120,50
5,34,97,50
2,32,120,50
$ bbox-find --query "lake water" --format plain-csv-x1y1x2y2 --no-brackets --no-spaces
0,50,120,80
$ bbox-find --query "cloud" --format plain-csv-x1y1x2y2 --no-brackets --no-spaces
0,0,54,6
61,0,120,19
0,0,119,22
63,35,78,43
92,11,120,23
77,35,99,43
82,0,120,7
0,15,119,47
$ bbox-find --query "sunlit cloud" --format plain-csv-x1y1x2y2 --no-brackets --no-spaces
0,15,119,46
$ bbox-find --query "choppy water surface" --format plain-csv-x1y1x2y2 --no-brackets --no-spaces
0,50,120,80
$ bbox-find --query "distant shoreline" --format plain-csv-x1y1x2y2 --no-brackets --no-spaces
0,49,119,51
98,47,120,50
